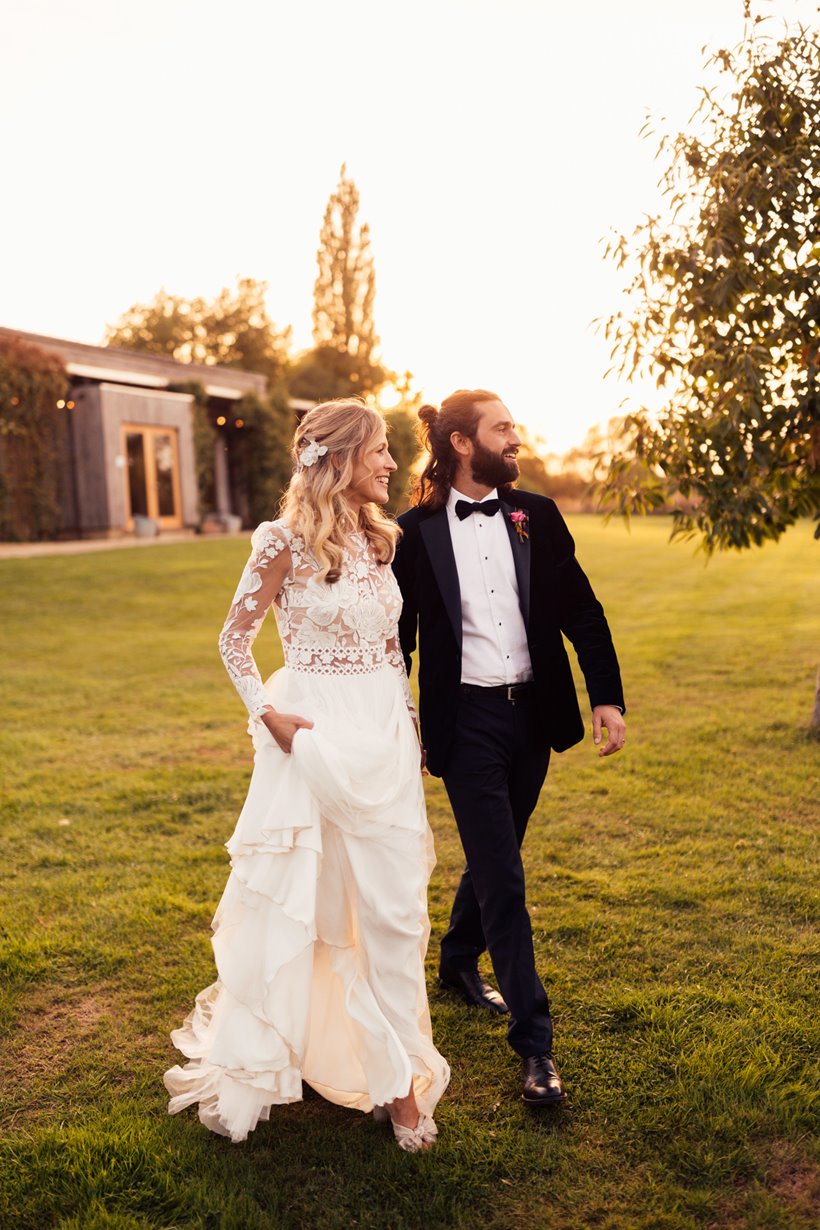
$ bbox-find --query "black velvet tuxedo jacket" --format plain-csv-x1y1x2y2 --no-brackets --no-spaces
393,490,625,778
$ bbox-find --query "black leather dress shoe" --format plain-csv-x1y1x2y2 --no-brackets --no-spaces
438,967,509,1014
521,1055,567,1106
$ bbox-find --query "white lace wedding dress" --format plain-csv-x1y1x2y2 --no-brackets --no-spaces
163,520,450,1142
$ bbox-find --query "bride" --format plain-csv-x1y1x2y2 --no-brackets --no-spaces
164,399,449,1152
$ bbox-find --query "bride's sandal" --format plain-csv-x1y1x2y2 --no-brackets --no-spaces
373,1106,438,1152
414,1114,438,1145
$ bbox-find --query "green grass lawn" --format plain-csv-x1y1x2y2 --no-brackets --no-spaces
1,517,817,1230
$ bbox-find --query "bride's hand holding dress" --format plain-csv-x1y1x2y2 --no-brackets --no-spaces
262,711,314,754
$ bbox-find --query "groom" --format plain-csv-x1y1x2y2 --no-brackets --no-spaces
392,389,626,1107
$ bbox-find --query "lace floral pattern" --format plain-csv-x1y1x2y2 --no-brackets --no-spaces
218,520,416,720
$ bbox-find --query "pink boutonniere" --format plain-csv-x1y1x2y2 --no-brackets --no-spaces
509,509,529,542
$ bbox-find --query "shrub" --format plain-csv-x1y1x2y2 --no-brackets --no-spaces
229,388,295,525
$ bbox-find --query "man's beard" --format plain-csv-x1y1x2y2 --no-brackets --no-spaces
470,438,519,488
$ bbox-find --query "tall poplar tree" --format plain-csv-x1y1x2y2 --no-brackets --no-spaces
291,166,389,399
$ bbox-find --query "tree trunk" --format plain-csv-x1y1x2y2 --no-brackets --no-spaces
812,663,820,731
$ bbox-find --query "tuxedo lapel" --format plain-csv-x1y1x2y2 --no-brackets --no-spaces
500,499,531,628
419,508,463,650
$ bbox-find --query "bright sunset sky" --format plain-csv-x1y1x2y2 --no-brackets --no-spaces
1,0,816,451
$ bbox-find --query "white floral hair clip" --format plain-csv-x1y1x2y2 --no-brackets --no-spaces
299,438,328,468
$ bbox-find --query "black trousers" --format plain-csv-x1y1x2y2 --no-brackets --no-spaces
439,686,552,1058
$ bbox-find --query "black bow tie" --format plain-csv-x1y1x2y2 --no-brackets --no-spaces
455,498,501,521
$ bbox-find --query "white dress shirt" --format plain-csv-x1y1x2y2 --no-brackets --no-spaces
446,486,533,686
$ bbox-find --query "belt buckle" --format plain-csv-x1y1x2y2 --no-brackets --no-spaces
506,684,515,702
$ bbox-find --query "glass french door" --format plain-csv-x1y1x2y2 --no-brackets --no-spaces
122,425,182,528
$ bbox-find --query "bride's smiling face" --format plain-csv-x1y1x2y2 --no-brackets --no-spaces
344,428,397,508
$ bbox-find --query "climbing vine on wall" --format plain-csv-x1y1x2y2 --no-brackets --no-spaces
0,335,70,540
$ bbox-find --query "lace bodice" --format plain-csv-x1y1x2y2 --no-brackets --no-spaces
218,520,415,721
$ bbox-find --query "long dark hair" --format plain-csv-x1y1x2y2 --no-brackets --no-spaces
410,389,502,509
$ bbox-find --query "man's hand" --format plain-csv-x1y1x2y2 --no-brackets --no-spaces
592,705,626,757
261,709,314,754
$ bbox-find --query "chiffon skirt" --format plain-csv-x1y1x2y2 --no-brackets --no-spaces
163,663,450,1142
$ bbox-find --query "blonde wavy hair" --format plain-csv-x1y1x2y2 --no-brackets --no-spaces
280,398,400,583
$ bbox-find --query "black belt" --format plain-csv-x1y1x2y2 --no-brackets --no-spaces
459,681,535,702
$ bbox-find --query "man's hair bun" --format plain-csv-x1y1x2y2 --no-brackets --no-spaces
417,403,439,429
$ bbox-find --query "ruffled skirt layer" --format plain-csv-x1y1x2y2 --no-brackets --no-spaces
163,664,450,1142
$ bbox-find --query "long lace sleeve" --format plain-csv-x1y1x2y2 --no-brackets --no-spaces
386,625,417,721
218,522,292,720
